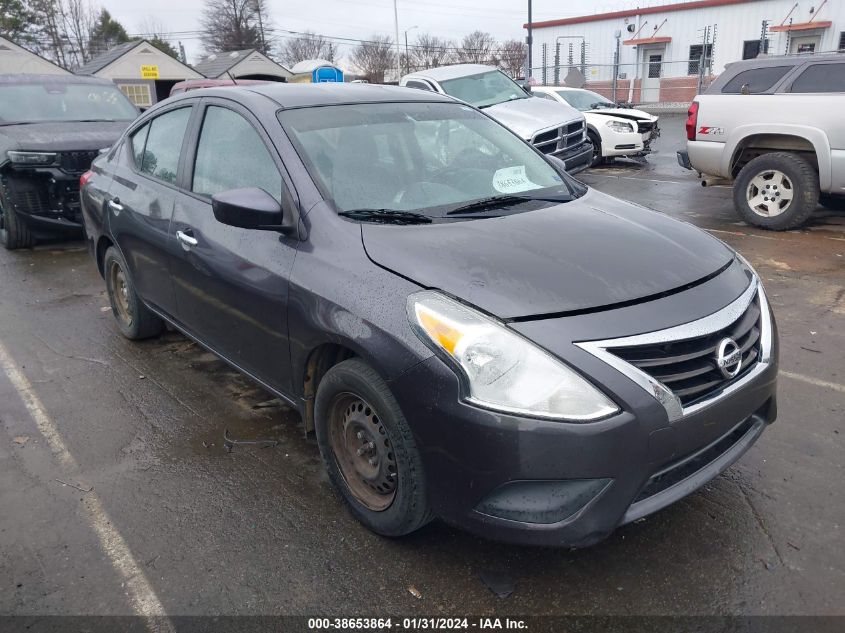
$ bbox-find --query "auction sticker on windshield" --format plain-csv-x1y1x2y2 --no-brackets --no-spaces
492,166,541,194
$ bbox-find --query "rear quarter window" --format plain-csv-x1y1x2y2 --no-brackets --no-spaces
790,63,845,93
721,65,792,94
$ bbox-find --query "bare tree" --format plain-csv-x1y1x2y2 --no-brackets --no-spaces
408,33,453,71
200,0,272,55
456,30,496,64
350,35,395,83
497,39,527,78
30,0,103,67
279,30,336,66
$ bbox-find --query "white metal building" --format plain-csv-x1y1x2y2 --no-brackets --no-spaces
526,0,845,103
0,36,70,76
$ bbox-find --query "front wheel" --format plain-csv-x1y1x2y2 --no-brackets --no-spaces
0,196,35,250
588,131,603,167
733,152,819,230
314,358,433,537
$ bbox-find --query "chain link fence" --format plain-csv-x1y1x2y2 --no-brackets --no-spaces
529,57,716,107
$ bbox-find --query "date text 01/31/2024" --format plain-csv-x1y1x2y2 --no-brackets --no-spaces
307,617,528,630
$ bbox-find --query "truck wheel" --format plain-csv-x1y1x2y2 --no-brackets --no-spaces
0,195,35,250
819,193,845,211
314,358,433,537
733,152,819,230
103,247,164,340
588,131,603,167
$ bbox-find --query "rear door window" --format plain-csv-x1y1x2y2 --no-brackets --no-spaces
790,63,845,93
138,107,192,184
191,106,282,202
721,66,791,93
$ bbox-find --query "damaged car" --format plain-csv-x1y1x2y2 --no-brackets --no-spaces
0,74,138,250
533,86,659,166
81,84,777,547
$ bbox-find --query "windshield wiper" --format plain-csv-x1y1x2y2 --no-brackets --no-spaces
446,193,571,216
338,209,432,225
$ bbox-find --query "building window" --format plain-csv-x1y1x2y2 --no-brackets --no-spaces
838,32,845,51
117,83,153,108
688,44,713,75
742,39,769,60
648,54,662,78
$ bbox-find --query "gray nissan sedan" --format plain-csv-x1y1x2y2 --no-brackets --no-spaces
80,84,778,547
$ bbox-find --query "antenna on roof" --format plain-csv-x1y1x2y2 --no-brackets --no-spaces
226,70,239,85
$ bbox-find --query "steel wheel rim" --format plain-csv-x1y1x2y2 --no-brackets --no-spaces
746,169,794,218
327,392,397,511
109,261,133,327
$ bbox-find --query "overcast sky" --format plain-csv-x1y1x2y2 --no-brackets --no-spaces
105,0,653,65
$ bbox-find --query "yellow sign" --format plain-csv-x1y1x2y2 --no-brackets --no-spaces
141,65,159,79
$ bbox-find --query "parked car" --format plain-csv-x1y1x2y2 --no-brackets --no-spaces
170,78,272,97
81,84,778,547
532,86,659,166
678,53,845,230
400,64,593,173
0,74,138,250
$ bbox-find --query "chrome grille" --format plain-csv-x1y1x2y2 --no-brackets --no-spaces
531,121,585,155
612,295,762,406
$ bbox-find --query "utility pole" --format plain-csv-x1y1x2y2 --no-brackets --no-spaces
404,26,418,75
526,0,533,80
393,0,401,82
178,41,187,64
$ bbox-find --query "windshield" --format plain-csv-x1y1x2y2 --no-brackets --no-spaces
0,83,138,125
438,70,529,109
556,89,613,111
280,102,584,220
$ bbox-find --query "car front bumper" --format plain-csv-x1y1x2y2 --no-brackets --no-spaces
388,280,778,547
1,171,85,236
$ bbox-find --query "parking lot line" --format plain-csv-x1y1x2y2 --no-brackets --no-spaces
0,340,174,631
781,370,845,393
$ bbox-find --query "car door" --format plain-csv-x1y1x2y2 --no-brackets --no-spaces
169,98,298,395
107,104,194,317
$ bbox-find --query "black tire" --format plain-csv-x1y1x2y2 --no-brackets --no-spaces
0,195,35,250
819,193,845,211
314,358,433,537
588,131,603,167
733,152,819,230
103,246,164,340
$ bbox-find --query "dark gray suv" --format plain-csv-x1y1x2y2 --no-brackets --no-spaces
80,84,778,547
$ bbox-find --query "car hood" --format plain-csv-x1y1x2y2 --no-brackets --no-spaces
587,108,656,122
0,121,130,152
361,189,735,320
483,97,584,140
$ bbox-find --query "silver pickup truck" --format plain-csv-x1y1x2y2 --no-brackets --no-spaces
678,54,845,230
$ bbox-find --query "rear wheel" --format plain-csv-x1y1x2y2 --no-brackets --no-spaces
733,152,818,230
819,193,845,211
103,247,164,340
315,358,433,537
0,195,35,250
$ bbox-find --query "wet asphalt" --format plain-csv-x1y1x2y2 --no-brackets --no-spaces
1,115,843,617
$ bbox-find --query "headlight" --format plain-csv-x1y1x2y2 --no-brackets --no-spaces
605,120,634,133
7,151,58,165
407,291,619,421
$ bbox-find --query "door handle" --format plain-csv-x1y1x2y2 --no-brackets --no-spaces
176,229,198,248
108,198,123,214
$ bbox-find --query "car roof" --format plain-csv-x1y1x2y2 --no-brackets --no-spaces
168,82,456,108
0,73,117,86
721,52,844,73
405,64,498,82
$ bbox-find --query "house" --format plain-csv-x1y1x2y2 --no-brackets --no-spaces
526,0,845,103
193,49,292,82
75,40,202,108
0,36,70,76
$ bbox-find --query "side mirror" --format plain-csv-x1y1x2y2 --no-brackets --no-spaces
740,83,751,95
211,187,295,233
546,155,568,173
